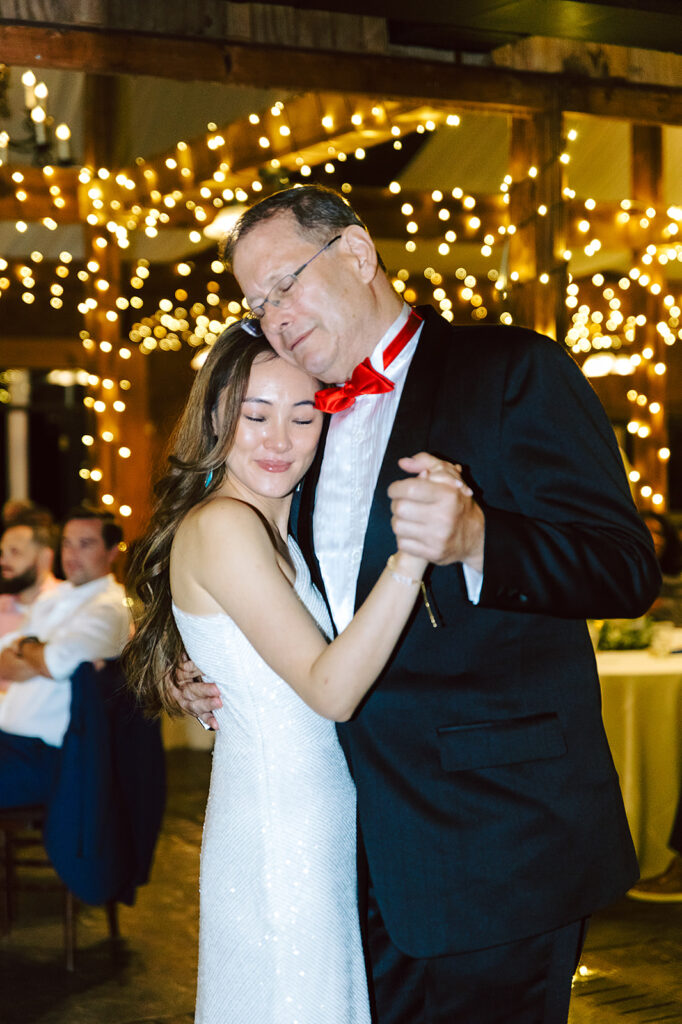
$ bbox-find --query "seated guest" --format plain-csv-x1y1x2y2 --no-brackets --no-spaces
0,507,60,636
0,506,131,808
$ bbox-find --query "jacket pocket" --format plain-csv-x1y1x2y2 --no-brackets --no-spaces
436,712,567,772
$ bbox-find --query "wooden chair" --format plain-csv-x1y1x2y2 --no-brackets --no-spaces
0,803,118,971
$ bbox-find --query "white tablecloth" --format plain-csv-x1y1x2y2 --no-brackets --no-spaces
597,649,682,878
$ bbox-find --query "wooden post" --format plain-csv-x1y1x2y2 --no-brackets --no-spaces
508,116,537,330
508,105,567,341
533,106,568,344
630,124,668,510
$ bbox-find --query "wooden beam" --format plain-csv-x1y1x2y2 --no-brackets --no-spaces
507,111,569,338
630,123,668,507
1,25,681,125
0,0,385,54
0,24,228,82
225,46,682,126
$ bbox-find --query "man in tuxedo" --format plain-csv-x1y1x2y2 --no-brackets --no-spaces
177,185,660,1023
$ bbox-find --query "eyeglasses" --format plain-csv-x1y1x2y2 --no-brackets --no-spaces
247,234,342,322
240,314,264,338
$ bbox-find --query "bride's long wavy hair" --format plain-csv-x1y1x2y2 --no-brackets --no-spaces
123,321,274,715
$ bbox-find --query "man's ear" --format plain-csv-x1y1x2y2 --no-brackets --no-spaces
341,225,378,283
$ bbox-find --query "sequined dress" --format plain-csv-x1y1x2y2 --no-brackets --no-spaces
172,538,371,1024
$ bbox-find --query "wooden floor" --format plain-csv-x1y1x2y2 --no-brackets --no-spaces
1,749,680,1023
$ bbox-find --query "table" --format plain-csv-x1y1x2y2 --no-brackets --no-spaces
597,649,682,878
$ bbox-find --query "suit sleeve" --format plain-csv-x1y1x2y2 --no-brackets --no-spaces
477,333,661,619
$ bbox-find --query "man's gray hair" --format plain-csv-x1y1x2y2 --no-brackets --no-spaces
222,184,385,271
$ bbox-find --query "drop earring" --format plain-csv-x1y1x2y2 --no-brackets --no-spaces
204,468,214,489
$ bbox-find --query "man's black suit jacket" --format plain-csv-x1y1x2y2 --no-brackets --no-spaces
298,305,660,959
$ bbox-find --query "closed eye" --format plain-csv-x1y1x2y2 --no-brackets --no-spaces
277,277,296,295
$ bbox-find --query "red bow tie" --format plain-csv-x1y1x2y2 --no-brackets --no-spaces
314,360,393,413
314,309,423,414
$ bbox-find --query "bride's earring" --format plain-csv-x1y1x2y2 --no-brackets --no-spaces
205,468,214,489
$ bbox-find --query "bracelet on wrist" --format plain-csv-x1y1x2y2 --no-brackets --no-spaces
386,554,421,586
386,555,438,629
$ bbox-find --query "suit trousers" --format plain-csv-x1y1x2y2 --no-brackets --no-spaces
365,879,589,1024
0,730,60,808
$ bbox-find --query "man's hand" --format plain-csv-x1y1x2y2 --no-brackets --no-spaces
169,653,222,731
0,644,36,683
388,452,485,572
15,638,50,678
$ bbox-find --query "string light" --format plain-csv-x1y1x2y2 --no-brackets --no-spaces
0,94,676,516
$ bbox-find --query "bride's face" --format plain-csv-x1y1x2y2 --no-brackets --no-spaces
222,354,323,501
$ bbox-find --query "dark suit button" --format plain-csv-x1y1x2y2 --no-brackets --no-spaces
518,593,529,604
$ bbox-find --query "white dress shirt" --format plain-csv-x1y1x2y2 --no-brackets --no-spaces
314,304,482,632
0,574,130,747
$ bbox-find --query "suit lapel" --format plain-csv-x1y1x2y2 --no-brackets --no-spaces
354,308,442,609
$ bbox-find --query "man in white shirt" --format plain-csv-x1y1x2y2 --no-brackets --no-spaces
0,507,59,637
0,507,131,809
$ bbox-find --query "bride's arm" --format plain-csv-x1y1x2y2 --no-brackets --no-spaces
180,498,427,722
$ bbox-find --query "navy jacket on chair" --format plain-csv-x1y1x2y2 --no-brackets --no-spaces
298,306,661,958
44,659,166,906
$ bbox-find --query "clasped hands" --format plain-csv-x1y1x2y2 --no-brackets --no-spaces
390,452,484,572
171,452,484,729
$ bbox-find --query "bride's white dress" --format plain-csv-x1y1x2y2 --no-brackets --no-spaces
173,538,371,1024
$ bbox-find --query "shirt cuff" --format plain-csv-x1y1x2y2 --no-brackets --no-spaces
462,563,483,604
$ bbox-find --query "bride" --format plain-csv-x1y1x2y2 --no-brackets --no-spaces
124,320,453,1024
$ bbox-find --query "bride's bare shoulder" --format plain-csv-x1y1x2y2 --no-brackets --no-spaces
179,496,269,546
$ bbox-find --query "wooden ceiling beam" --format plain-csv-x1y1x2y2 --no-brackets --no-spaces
1,25,681,125
0,24,227,82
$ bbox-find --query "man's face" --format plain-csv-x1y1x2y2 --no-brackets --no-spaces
233,214,371,384
60,519,116,587
0,525,41,596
